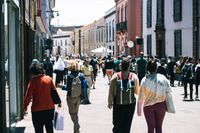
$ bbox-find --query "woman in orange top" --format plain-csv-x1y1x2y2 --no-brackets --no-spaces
24,63,59,133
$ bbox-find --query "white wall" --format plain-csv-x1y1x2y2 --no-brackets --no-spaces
53,29,73,57
143,0,157,57
143,0,193,57
165,0,193,57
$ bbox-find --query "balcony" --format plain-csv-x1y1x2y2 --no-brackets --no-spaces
116,21,127,33
121,21,127,31
116,23,121,32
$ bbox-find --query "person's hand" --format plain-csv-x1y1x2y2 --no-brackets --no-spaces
107,104,112,109
137,111,142,116
58,103,62,108
24,109,28,116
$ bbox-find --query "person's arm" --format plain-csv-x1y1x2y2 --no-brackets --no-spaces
90,65,94,78
137,78,146,116
137,86,145,116
108,74,117,109
50,78,56,90
24,82,33,112
132,73,140,95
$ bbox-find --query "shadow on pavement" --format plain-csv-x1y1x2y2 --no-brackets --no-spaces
13,127,25,133
183,99,200,102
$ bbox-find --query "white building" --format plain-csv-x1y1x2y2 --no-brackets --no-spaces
52,27,75,57
105,6,116,56
143,0,193,58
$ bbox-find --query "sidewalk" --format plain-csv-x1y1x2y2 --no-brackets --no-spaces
14,72,200,133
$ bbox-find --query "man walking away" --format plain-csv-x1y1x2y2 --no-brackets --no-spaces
108,57,139,133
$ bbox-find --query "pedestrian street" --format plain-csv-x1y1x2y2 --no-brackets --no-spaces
15,71,200,133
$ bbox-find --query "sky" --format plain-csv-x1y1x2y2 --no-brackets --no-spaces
51,0,115,26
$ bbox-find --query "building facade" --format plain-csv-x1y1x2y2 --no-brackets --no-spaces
52,27,74,57
0,0,55,132
80,21,97,56
105,6,116,56
95,17,105,49
143,0,196,59
115,0,142,57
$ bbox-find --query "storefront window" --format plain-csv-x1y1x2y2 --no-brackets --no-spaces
4,1,10,132
4,0,20,132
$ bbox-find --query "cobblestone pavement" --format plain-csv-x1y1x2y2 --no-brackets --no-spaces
14,72,200,133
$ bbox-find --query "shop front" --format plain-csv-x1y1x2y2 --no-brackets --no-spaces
0,0,24,132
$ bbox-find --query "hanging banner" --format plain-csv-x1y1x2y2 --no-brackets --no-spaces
25,0,29,24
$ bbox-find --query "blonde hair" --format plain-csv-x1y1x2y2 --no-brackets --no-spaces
68,60,79,71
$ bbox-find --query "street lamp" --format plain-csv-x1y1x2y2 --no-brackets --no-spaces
45,10,59,57
46,10,59,27
46,10,59,18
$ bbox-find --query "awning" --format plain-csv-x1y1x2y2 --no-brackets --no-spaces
91,46,113,53
36,16,47,33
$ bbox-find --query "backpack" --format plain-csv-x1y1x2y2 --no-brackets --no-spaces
181,64,190,78
186,64,196,82
115,72,136,105
71,74,82,97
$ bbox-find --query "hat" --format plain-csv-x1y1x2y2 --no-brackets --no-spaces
32,59,39,64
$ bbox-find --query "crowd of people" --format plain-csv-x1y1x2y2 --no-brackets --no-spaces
24,52,200,133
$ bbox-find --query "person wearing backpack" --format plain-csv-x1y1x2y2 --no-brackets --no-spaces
108,57,139,133
185,57,196,101
181,57,196,100
81,59,93,104
181,57,190,99
64,60,86,133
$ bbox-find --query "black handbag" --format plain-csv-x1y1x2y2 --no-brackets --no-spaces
51,80,61,104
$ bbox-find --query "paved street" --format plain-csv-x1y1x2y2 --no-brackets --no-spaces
15,71,200,133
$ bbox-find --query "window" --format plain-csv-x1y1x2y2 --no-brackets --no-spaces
106,23,108,42
173,0,182,22
117,10,120,23
99,30,101,43
55,40,57,46
121,6,123,22
112,20,115,41
157,0,164,25
174,30,182,57
101,29,103,43
96,30,98,43
125,5,127,21
147,0,152,28
109,22,112,42
147,34,152,56
65,39,67,46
